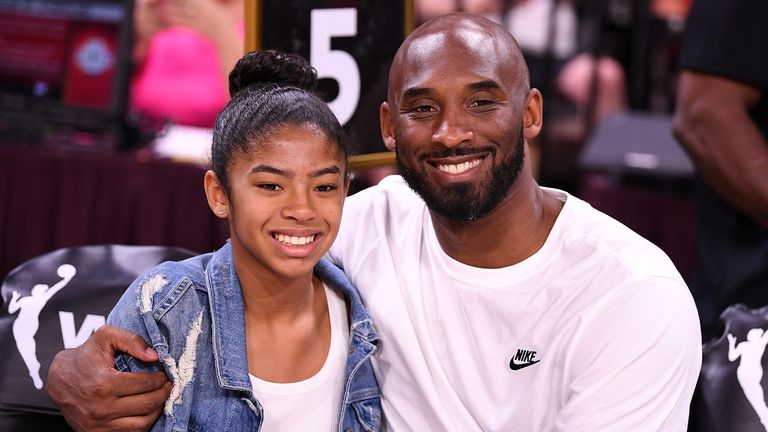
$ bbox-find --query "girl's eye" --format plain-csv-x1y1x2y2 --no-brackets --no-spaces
258,184,282,191
316,184,337,192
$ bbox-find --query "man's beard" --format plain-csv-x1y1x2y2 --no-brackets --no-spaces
396,130,525,224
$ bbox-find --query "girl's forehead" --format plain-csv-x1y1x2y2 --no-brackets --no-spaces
238,126,344,169
248,124,328,152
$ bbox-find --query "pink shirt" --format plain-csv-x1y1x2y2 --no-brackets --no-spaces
130,27,229,128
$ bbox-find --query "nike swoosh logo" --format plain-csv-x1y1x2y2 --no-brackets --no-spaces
509,359,540,370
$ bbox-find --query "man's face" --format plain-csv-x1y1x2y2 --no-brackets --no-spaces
384,24,530,223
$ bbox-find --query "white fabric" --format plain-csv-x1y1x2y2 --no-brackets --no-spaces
505,0,578,59
249,283,348,431
329,175,701,432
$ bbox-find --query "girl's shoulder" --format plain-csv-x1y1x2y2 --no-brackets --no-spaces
123,252,213,316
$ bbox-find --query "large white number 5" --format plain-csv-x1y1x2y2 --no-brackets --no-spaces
310,8,360,125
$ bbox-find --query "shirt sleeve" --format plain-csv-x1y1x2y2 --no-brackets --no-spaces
328,185,380,270
552,277,702,431
680,0,768,90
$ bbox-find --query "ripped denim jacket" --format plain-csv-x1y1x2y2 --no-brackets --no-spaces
108,242,382,432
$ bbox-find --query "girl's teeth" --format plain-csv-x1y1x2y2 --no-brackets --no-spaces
274,234,316,245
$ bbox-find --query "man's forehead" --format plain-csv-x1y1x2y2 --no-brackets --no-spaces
405,23,496,58
392,32,512,95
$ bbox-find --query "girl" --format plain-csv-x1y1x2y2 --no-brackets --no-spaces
108,50,381,431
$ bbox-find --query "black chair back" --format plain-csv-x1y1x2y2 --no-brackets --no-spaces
699,304,768,431
0,244,195,415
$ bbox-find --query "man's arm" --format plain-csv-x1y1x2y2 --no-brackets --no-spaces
673,70,768,228
45,325,171,432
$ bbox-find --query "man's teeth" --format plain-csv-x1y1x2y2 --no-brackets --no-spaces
274,234,316,245
437,158,481,174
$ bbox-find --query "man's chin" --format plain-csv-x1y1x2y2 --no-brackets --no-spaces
398,160,491,222
417,184,487,223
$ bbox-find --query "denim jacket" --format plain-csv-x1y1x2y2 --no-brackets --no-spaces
108,242,382,432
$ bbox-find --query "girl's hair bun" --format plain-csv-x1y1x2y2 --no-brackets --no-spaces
228,50,318,98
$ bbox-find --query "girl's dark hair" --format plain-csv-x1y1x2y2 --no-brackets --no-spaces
212,50,349,195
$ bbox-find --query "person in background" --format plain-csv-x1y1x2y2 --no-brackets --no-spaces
415,0,626,186
131,0,244,128
505,0,627,124
673,0,768,342
47,14,700,431
417,0,627,127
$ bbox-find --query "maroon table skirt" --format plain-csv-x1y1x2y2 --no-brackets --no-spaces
0,146,229,279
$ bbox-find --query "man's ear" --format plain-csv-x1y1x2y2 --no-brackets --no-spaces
380,101,396,151
204,170,229,219
523,88,543,140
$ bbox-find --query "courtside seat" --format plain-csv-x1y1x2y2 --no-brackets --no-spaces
0,244,196,429
698,304,768,432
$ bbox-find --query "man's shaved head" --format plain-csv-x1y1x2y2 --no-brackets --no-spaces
388,13,530,105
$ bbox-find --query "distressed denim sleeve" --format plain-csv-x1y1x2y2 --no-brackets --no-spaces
107,272,167,375
105,271,171,431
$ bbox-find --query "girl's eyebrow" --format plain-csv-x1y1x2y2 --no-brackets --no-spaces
250,165,289,176
249,165,340,178
310,166,341,177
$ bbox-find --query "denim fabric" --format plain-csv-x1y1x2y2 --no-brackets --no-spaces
108,242,382,432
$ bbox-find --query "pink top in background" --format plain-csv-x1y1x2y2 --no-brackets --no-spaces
130,27,228,128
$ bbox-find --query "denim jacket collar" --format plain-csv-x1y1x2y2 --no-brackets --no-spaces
204,242,381,393
205,241,252,392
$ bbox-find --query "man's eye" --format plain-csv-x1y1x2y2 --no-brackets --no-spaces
416,105,435,112
470,99,495,107
258,184,282,191
403,104,437,115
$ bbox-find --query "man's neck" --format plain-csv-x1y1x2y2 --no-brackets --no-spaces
430,174,563,269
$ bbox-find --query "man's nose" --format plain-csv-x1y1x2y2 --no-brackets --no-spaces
431,109,473,148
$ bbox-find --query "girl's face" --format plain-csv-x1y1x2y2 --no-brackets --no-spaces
206,123,347,282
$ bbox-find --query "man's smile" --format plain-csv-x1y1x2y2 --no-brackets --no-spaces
435,157,484,174
424,151,492,181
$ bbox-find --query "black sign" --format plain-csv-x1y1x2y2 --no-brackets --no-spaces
247,0,414,154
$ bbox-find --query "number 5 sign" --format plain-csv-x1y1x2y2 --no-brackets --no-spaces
246,0,414,153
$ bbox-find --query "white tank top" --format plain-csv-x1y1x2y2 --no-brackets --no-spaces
249,283,349,431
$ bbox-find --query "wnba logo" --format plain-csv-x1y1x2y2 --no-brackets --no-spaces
6,264,105,390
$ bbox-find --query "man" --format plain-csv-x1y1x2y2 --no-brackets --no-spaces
672,0,768,342
47,13,701,431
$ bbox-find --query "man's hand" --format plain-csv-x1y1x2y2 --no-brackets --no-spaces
45,325,172,432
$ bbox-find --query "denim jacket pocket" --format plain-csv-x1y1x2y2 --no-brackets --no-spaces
350,394,382,432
